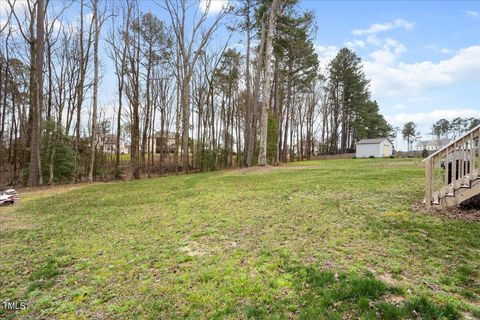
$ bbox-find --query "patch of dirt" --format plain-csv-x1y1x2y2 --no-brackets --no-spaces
0,212,34,231
235,164,321,174
462,311,477,320
377,273,400,287
179,241,210,257
413,202,480,222
15,182,100,199
366,266,401,287
237,165,277,174
284,165,321,170
373,160,424,169
383,294,406,305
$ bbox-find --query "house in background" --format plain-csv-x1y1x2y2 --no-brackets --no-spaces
414,138,451,151
147,131,179,153
356,138,393,158
100,134,128,154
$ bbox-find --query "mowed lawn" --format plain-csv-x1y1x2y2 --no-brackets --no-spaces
1,159,479,319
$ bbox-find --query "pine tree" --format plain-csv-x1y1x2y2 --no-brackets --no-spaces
327,48,375,153
402,122,418,152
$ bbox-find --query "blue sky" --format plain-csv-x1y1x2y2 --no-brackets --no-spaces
1,0,479,149
118,0,480,145
300,0,480,142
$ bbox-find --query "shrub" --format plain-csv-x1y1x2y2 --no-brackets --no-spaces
422,148,429,158
267,110,277,164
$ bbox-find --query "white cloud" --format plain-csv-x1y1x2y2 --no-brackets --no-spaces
48,18,63,34
366,35,382,46
314,44,339,71
464,10,479,18
386,108,480,127
352,18,415,36
370,49,396,65
199,0,229,15
344,39,365,49
364,45,480,98
368,37,406,65
425,44,454,55
0,0,28,29
389,103,406,110
0,1,12,16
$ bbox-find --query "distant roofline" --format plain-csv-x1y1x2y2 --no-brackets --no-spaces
415,138,452,147
357,138,391,145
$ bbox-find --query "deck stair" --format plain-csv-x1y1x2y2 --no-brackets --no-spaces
423,124,480,208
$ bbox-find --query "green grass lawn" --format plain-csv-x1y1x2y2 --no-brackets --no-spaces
1,158,479,319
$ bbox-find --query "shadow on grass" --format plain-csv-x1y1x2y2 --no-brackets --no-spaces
3,253,465,319
295,267,460,319
144,255,463,319
238,264,461,319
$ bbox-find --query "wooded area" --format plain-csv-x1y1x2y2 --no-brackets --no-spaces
0,0,392,186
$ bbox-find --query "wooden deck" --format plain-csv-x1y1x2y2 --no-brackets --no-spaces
424,124,480,209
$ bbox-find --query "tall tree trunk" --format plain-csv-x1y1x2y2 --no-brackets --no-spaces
174,79,180,173
88,0,99,182
74,0,93,181
247,20,266,167
28,0,45,186
258,0,280,166
273,61,282,166
141,46,153,169
115,76,123,176
282,73,292,162
181,70,190,171
130,23,141,180
243,0,252,166
115,28,127,177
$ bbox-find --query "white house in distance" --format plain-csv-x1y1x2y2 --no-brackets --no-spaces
414,138,451,151
99,134,128,154
147,131,180,154
356,138,393,158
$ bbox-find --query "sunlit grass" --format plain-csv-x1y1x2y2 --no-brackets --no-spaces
1,158,478,319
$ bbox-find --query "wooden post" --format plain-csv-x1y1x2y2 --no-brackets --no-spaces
474,129,480,173
462,139,467,184
425,157,433,207
452,143,457,186
444,147,449,190
470,133,474,178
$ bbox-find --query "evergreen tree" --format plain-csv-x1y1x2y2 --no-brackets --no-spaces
327,48,390,152
271,3,319,161
431,119,450,139
402,121,419,151
214,48,241,168
467,117,480,131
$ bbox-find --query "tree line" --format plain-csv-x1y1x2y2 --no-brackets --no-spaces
431,117,479,139
399,117,479,152
0,0,392,186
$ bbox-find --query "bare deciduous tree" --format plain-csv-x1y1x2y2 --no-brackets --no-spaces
163,0,229,171
257,0,281,166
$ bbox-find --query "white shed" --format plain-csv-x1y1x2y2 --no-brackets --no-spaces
356,138,393,158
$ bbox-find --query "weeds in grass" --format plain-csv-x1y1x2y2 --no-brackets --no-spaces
0,159,478,318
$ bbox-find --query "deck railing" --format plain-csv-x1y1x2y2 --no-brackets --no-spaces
423,124,480,207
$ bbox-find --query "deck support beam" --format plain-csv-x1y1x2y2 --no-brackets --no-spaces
425,157,433,208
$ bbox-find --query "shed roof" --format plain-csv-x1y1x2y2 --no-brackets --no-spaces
357,138,389,145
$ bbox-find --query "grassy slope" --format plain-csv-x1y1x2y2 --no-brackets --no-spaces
1,158,479,319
